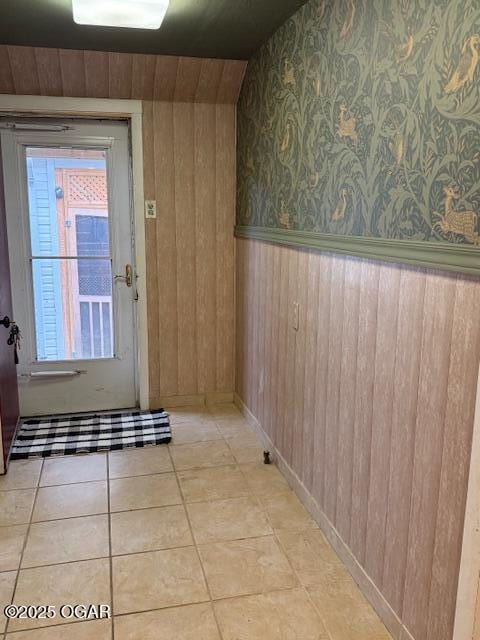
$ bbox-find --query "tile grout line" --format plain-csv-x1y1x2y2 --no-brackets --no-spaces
3,407,293,637
208,406,338,639
4,458,44,636
106,452,115,640
272,528,336,640
167,437,226,640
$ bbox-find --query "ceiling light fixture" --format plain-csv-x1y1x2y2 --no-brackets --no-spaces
72,0,170,30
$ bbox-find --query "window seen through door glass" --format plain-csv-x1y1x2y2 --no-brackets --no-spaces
26,147,113,361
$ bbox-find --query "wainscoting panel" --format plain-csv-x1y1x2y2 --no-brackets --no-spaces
235,237,480,640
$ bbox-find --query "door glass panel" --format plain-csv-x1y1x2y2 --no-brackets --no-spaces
31,258,113,361
25,147,113,361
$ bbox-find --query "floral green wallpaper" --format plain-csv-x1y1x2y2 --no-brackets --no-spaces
237,0,480,247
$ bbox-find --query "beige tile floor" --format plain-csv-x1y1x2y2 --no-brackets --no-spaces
0,404,391,639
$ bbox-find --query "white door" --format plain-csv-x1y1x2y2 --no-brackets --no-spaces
1,119,137,416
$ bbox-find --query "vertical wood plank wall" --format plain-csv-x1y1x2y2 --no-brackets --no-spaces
236,238,480,640
0,45,245,403
143,101,237,404
474,579,480,638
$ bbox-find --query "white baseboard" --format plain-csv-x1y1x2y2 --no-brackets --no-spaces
234,392,416,640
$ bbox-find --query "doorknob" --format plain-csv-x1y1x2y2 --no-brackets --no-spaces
114,264,133,287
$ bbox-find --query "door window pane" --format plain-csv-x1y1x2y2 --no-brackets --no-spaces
31,258,113,361
25,147,114,361
26,147,108,258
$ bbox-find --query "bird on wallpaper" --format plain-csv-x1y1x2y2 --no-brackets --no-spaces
340,0,355,39
444,34,480,93
396,34,414,63
282,60,296,88
331,188,349,221
378,21,415,64
388,131,405,167
337,104,358,144
280,122,292,152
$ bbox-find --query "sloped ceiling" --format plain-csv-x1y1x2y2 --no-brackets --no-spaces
0,0,308,60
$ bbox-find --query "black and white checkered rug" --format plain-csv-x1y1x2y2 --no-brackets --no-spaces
10,409,171,460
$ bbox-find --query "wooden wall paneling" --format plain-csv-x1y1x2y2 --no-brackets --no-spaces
251,239,261,420
196,59,225,104
301,250,320,492
427,277,480,640
261,240,272,427
247,239,256,411
0,44,241,404
239,239,249,407
267,242,281,442
250,240,256,412
382,267,426,616
83,51,109,98
365,264,401,584
153,56,179,102
142,101,160,401
0,46,14,94
237,240,247,406
275,246,289,455
173,102,197,395
254,240,266,425
292,248,308,476
335,257,361,544
58,49,86,97
263,243,274,436
235,239,480,640
131,54,156,101
311,252,332,508
7,46,40,95
108,52,133,99
283,247,299,468
34,48,62,96
215,104,235,392
235,240,247,398
217,60,247,104
475,585,480,640
246,239,256,412
174,58,203,102
194,102,217,393
302,251,320,491
323,255,345,524
244,237,255,414
153,101,178,400
402,272,457,640
0,45,245,104
349,260,380,564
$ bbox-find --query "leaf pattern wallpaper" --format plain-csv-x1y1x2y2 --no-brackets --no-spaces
236,0,480,246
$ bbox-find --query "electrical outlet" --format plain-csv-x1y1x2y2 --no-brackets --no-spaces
293,302,300,331
145,200,157,219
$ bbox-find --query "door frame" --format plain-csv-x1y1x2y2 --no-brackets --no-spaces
0,95,149,409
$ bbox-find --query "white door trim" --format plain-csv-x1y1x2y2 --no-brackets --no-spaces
0,95,149,409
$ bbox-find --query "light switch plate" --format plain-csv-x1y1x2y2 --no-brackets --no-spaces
145,200,157,219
